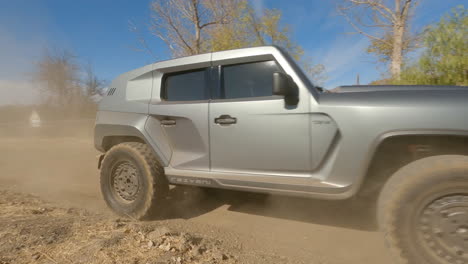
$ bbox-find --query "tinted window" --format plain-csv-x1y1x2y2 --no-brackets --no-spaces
163,69,208,101
222,61,281,99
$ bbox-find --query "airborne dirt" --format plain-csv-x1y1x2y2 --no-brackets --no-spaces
0,131,394,263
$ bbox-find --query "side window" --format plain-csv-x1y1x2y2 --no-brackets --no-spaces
222,61,281,99
162,69,208,101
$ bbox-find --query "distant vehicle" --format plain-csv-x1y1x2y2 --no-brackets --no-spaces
95,46,468,264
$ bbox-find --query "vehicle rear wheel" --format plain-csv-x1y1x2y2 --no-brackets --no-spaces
378,155,468,264
100,142,169,220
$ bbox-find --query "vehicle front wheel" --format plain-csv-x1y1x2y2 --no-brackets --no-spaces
100,142,169,220
378,155,468,264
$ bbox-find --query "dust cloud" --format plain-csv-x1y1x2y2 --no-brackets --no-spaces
0,116,102,210
0,109,391,263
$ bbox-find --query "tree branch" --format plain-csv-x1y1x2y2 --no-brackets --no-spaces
349,0,396,20
399,0,412,19
128,20,158,60
200,19,227,29
339,8,392,45
151,2,195,55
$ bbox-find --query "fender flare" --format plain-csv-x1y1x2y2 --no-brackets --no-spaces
358,129,468,192
94,123,170,166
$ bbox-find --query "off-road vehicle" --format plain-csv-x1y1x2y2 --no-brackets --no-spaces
95,46,468,264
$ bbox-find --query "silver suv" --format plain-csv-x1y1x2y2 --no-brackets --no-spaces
95,46,468,264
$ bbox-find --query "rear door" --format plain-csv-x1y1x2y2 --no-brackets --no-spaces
148,67,211,171
209,60,311,175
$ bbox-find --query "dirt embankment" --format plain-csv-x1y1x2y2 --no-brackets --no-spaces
0,190,280,264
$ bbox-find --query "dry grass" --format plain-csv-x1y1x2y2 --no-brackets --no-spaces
0,190,237,264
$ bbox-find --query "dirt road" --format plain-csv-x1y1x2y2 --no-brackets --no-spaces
0,137,394,264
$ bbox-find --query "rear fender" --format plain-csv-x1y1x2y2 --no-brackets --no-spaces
94,112,172,166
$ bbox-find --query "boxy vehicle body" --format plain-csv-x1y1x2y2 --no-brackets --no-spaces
95,46,468,264
95,46,468,198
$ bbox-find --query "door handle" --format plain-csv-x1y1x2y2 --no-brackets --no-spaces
215,115,237,125
161,119,176,126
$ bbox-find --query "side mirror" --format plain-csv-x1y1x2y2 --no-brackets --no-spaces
273,72,299,105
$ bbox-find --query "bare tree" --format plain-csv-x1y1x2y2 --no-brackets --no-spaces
35,49,82,108
35,48,105,118
338,0,417,80
147,0,326,84
82,63,106,99
246,8,327,84
149,0,240,57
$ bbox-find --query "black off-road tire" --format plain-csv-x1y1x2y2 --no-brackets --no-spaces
378,155,468,264
100,142,169,220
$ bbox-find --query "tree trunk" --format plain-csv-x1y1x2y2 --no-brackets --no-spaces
191,0,201,55
391,0,412,80
194,26,201,54
391,22,404,80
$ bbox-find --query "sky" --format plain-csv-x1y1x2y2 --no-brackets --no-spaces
0,0,463,104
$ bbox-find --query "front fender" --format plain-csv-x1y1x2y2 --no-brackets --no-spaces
354,129,468,193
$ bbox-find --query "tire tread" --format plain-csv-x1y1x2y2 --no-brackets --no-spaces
100,142,168,220
378,155,468,264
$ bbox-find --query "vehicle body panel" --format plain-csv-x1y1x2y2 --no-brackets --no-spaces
209,98,312,174
147,54,212,171
315,90,468,190
95,46,468,200
94,111,171,166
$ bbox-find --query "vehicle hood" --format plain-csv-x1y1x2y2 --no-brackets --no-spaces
329,85,468,93
318,85,468,109
317,85,468,138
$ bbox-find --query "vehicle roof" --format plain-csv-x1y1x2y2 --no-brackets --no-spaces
120,46,282,78
154,45,281,69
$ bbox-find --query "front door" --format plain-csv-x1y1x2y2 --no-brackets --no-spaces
209,60,311,175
